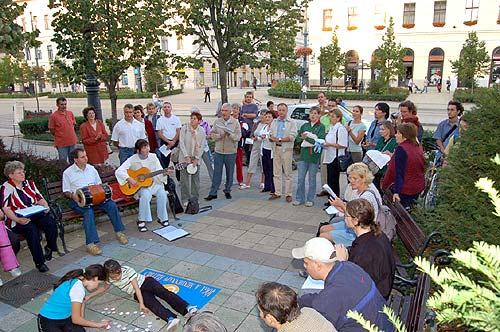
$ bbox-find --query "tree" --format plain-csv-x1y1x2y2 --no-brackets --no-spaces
0,0,38,55
318,26,346,87
370,17,405,93
46,60,72,93
167,0,304,103
0,56,20,88
50,0,169,122
450,31,490,91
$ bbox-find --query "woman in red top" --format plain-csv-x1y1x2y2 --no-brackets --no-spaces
134,105,158,152
382,123,425,208
79,106,109,165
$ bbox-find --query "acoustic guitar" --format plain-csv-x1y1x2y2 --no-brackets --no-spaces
119,163,188,196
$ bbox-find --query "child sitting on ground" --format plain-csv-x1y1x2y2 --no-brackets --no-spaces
86,259,197,331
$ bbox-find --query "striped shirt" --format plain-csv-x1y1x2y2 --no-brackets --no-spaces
1,179,44,228
107,266,145,296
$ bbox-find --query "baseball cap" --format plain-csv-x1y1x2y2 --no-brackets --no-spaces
292,238,337,263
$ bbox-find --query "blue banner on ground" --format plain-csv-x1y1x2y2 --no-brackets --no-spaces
140,268,220,309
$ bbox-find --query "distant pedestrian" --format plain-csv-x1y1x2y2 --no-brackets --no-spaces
421,77,429,94
407,77,413,93
48,97,78,163
252,77,257,90
446,76,451,92
204,86,211,103
436,74,442,93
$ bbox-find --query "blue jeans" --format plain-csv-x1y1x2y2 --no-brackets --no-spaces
209,152,236,196
57,145,76,163
70,199,125,245
296,161,319,204
138,187,168,222
119,147,135,165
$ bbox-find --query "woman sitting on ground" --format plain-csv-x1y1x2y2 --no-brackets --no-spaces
334,198,395,300
318,162,382,247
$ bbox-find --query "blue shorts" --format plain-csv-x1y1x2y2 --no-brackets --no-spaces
329,221,356,246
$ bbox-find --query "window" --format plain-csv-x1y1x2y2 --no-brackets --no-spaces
35,48,42,60
177,35,184,50
122,72,129,85
374,4,386,28
464,0,479,24
323,9,333,31
403,3,416,27
433,1,446,25
47,45,54,61
21,17,26,32
347,7,358,30
25,46,31,61
32,16,38,31
160,36,168,52
44,15,50,30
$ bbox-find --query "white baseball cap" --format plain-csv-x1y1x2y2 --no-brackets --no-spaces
292,238,337,263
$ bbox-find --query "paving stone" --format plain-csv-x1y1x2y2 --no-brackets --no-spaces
147,242,174,256
210,287,234,305
166,246,194,260
191,232,218,241
252,244,277,254
273,248,292,258
100,242,122,257
74,254,106,267
230,221,254,231
252,265,284,281
205,256,238,270
212,236,236,245
257,235,285,247
223,291,256,313
0,302,16,319
227,261,260,276
202,225,228,235
237,277,265,295
235,314,272,332
214,272,247,290
12,316,38,332
269,228,294,237
168,261,202,278
128,252,160,266
148,256,179,273
188,266,224,284
240,231,265,243
262,254,292,270
277,270,306,289
280,238,306,250
212,218,237,227
20,293,51,314
0,308,34,331
249,224,275,234
184,251,215,265
52,263,82,277
219,228,246,240
124,237,155,251
289,230,315,241
231,239,254,249
214,307,247,332
85,292,127,311
113,247,141,261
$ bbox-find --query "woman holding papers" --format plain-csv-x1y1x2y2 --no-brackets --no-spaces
323,108,348,197
258,111,277,193
372,121,397,193
1,161,59,273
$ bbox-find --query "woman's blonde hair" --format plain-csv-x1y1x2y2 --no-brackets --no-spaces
347,162,374,185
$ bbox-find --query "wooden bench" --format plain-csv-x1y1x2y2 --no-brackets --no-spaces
42,171,138,253
383,189,448,290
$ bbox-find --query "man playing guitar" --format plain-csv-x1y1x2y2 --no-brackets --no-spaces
116,139,172,232
63,148,128,255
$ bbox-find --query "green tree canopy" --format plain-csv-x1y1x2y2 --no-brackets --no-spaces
50,0,169,122
166,0,304,102
0,0,38,55
318,25,346,87
370,17,405,93
450,31,490,90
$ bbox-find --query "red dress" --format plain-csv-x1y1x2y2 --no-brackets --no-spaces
80,120,109,164
144,119,158,151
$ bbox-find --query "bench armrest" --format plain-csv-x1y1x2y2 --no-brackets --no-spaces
48,201,63,223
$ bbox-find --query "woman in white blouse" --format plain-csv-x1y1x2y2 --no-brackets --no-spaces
323,108,348,196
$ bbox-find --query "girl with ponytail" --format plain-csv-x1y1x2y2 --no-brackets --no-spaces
38,264,110,331
334,198,395,300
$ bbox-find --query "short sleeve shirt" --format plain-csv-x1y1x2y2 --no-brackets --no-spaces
48,111,78,147
347,122,367,153
107,266,145,296
156,115,182,141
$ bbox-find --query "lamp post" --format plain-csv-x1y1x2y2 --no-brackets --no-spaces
301,3,309,100
29,12,40,112
135,67,143,92
82,24,103,120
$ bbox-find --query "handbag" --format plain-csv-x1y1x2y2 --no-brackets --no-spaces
364,189,397,241
335,127,352,172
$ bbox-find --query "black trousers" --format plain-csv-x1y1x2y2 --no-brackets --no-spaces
7,227,20,255
12,213,58,266
134,277,189,322
262,149,274,192
38,314,85,332
326,158,341,197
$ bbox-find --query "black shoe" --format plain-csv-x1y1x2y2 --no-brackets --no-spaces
316,190,328,197
36,263,49,273
204,195,217,201
324,202,330,207
44,246,53,261
225,192,232,199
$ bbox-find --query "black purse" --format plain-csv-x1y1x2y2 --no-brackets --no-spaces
335,127,352,172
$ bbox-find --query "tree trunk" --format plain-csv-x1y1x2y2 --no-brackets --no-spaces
218,60,228,103
107,81,118,125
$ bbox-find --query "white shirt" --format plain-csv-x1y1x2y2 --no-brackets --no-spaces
69,280,86,302
106,266,145,296
323,123,348,164
111,118,147,148
62,163,102,193
156,114,181,141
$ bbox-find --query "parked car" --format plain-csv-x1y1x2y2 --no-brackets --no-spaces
287,103,371,128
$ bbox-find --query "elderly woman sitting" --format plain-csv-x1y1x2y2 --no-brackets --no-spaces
318,162,382,247
1,161,60,272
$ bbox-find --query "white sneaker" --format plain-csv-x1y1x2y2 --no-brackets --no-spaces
239,183,250,189
305,201,314,207
9,268,22,277
259,183,265,189
166,318,180,331
292,201,302,206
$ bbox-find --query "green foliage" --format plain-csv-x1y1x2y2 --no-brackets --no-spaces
453,87,490,103
18,116,86,140
270,80,301,93
46,89,182,99
144,68,166,93
50,0,169,122
370,17,406,93
346,306,406,332
424,88,500,249
0,0,39,55
318,26,346,86
450,32,490,90
168,0,303,103
415,241,500,331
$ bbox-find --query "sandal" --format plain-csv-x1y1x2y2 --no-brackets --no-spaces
137,221,148,232
157,219,169,227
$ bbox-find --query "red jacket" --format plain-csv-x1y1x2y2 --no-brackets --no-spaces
382,140,425,195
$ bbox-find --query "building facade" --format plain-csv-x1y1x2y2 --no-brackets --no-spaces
306,0,500,89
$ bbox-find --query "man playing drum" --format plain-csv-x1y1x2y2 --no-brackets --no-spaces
62,148,128,255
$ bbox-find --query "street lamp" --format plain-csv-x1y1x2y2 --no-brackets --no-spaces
29,12,40,112
82,23,103,120
299,3,309,103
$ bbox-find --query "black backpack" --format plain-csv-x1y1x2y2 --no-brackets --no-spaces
185,197,200,214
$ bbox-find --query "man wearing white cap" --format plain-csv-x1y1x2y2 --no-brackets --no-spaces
292,238,393,332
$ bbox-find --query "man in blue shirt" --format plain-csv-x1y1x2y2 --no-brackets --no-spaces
433,100,463,155
292,238,394,332
363,102,390,151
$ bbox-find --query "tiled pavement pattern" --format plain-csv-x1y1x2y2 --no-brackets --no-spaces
0,186,328,332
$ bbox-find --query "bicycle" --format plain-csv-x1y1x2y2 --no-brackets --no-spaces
420,149,443,208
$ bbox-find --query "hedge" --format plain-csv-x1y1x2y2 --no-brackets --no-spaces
47,88,183,99
452,87,491,103
18,116,87,140
413,88,500,250
268,88,408,101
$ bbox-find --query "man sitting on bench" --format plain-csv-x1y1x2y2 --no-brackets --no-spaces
63,148,128,255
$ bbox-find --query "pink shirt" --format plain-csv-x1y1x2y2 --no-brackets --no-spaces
48,110,78,147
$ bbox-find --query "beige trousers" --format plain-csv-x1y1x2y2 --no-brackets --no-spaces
272,146,293,196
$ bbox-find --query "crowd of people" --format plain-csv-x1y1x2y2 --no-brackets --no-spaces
0,91,467,331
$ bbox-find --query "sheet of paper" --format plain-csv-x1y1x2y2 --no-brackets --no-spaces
15,205,49,217
302,275,325,290
153,225,189,241
215,123,235,134
245,138,254,145
322,184,337,199
325,205,340,215
158,145,171,157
